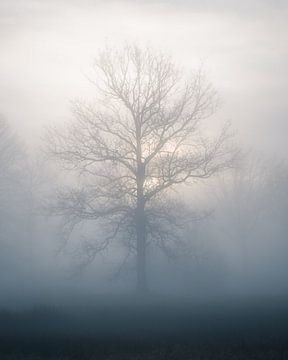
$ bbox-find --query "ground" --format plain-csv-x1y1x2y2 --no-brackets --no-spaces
1,294,288,359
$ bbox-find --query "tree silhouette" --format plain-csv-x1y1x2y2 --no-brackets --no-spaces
0,117,27,249
47,45,235,294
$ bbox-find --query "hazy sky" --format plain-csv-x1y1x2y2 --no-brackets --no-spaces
0,0,287,156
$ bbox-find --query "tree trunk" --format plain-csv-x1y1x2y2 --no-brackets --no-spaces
136,160,148,295
136,201,147,294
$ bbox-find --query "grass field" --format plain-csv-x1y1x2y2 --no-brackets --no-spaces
1,295,288,359
1,348,288,360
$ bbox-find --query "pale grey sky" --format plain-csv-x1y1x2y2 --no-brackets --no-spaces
0,0,287,157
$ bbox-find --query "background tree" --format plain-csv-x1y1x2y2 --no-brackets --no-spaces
0,116,37,274
212,155,268,275
0,117,24,244
47,45,235,294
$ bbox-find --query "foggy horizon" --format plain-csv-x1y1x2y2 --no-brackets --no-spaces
0,1,288,359
0,0,288,302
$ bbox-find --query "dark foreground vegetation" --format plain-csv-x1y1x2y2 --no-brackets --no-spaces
1,295,288,359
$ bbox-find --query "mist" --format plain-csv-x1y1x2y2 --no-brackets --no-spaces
0,1,288,359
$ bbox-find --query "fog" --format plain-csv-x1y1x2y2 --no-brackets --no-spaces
1,0,288,302
0,1,288,358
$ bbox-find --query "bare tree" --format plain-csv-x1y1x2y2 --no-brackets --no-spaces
0,117,22,185
47,44,235,294
213,155,268,273
0,116,27,248
0,116,26,210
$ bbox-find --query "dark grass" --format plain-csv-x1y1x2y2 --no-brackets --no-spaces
1,295,288,359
